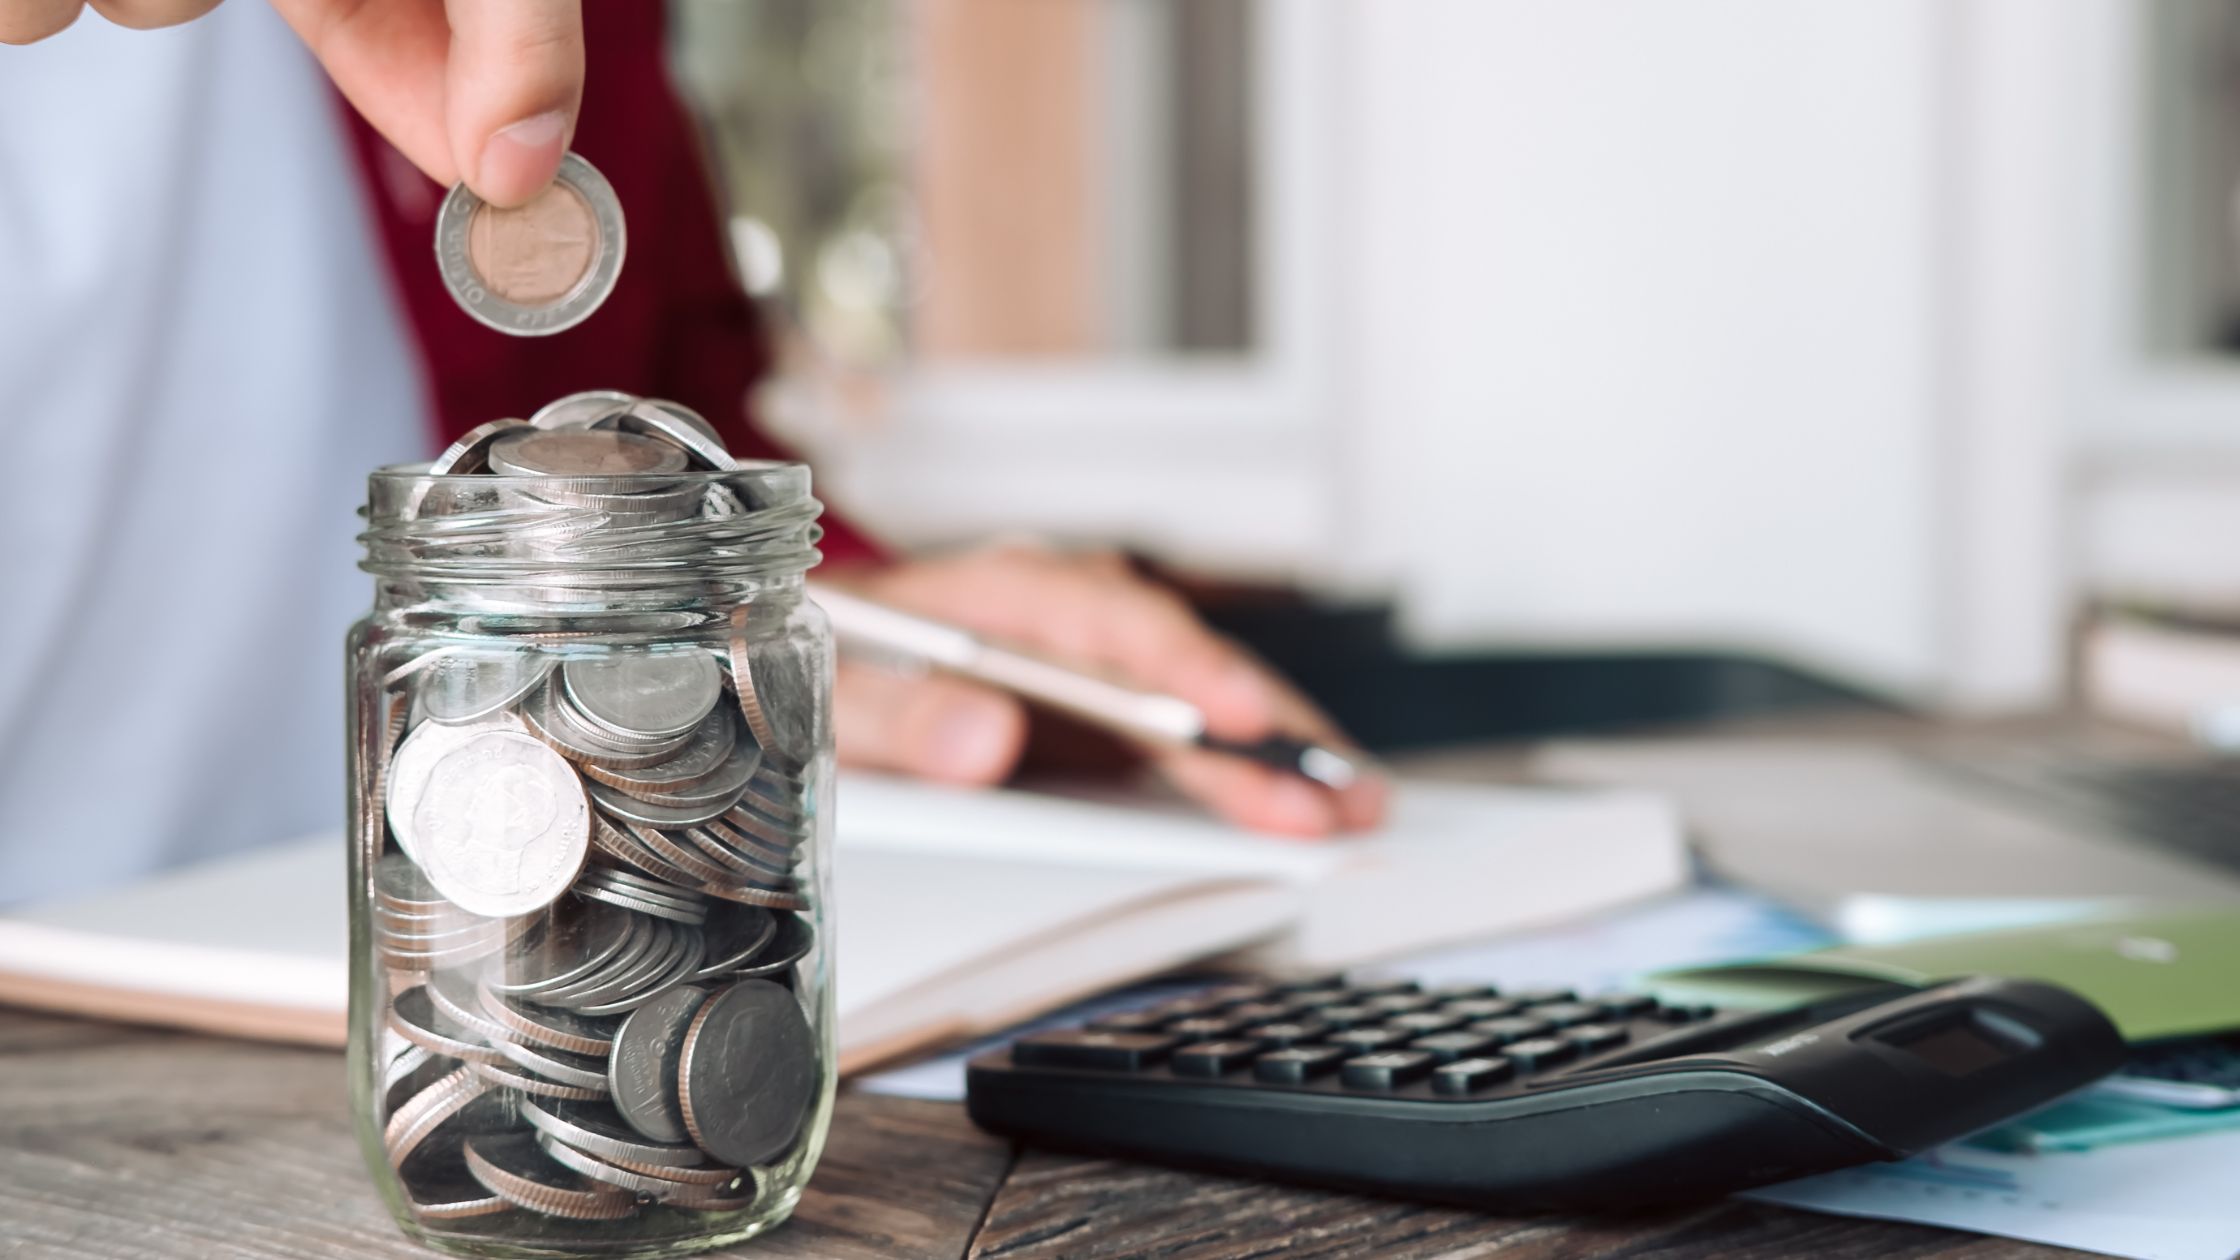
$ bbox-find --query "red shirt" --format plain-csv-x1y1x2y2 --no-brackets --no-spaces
335,1,879,566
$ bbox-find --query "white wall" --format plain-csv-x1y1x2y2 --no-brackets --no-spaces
1337,0,1947,692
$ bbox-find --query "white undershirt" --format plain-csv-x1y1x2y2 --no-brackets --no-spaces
0,3,430,901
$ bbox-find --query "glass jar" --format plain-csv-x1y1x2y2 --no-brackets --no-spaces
345,398,835,1258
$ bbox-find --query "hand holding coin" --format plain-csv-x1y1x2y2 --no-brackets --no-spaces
3,0,586,210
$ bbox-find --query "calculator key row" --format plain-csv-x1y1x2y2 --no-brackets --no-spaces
1012,1021,1632,1083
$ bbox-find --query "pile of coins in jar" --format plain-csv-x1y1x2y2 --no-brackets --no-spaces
367,391,825,1225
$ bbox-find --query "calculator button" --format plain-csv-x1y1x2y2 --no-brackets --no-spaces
1327,1027,1410,1054
1253,1045,1346,1083
1196,983,1275,1006
1440,998,1521,1021
1171,1039,1266,1077
1155,997,1234,1020
1283,988,1353,1007
1467,1016,1554,1046
1362,993,1439,1016
1166,1016,1248,1042
1530,1002,1602,1029
1431,1056,1517,1095
1383,1011,1466,1036
1422,983,1498,1002
1566,1023,1630,1053
1339,1051,1436,1090
1658,1003,1717,1023
1346,979,1422,999
1506,987,1577,1007
1225,1001,1305,1024
1242,1021,1330,1048
1272,973,1347,994
1085,1010,1169,1033
1313,1004,1380,1029
1592,991,1658,1018
1408,1031,1501,1063
1501,1037,1577,1071
1013,1030,1177,1071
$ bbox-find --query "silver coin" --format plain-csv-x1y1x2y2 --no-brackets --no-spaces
570,932,704,1018
386,1069,511,1170
486,428,689,479
691,904,778,980
374,852,451,912
416,650,557,725
619,739,759,812
613,400,737,471
574,881,709,926
679,825,789,882
411,728,590,918
400,1159,513,1222
589,816,707,887
677,979,820,1168
729,913,813,980
538,918,679,1008
591,781,734,829
519,1098,706,1169
563,651,724,742
497,1038,613,1092
728,601,823,774
466,1060,609,1102
463,1132,640,1219
426,971,521,1046
578,707,748,796
486,903,641,997
436,151,627,338
404,418,532,519
523,684,688,772
384,712,530,864
607,984,708,1145
476,983,620,1058
530,389,638,431
389,987,507,1065
535,1131,743,1201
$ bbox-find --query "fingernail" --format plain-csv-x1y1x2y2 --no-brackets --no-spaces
930,698,1018,783
477,110,567,205
1264,776,1339,836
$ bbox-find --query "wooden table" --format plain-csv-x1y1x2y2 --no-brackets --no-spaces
0,722,2100,1259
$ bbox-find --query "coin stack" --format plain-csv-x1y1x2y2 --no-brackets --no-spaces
365,392,827,1229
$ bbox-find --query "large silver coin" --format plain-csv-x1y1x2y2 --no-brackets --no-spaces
385,713,527,864
677,979,820,1168
608,984,709,1145
487,428,688,479
614,400,737,471
563,651,723,742
531,389,638,431
728,602,824,774
416,650,556,725
436,151,627,338
411,728,590,918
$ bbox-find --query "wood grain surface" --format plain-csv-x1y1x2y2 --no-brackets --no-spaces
0,1007,2085,1260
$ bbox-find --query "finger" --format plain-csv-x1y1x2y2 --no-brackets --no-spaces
0,0,85,44
271,0,457,183
1155,745,1340,838
443,0,582,206
85,0,219,30
834,664,1028,787
1252,673,1391,831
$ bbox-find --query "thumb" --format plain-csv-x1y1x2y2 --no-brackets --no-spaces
444,0,583,207
833,664,1027,787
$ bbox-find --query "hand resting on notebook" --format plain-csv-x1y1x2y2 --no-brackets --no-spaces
823,542,1387,838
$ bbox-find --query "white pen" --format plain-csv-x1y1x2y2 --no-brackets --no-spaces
810,584,1367,790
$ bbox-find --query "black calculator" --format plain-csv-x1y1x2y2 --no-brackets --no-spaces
965,973,2125,1210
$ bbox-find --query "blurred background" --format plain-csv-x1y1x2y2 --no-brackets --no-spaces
668,0,2240,748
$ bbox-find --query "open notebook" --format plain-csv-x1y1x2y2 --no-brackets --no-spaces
0,774,1685,1073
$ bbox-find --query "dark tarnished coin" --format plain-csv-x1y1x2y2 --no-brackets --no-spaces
729,913,813,980
727,602,824,774
677,979,820,1167
464,1132,639,1220
691,903,777,979
607,984,709,1144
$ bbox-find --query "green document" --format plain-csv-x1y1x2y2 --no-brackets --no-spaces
1647,906,2240,1042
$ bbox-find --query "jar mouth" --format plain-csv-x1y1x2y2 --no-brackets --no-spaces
360,459,822,610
